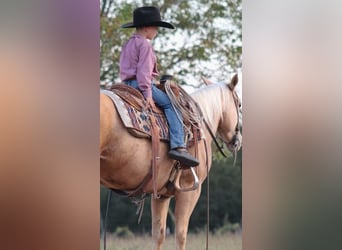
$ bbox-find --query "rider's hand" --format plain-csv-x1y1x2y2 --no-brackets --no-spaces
146,97,157,110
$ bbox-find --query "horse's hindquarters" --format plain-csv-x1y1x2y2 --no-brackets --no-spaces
100,93,116,151
100,96,174,192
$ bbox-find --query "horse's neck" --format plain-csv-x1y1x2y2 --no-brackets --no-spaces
192,88,223,136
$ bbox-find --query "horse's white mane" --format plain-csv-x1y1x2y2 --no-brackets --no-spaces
192,82,230,131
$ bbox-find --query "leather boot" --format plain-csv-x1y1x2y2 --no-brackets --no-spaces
168,148,199,167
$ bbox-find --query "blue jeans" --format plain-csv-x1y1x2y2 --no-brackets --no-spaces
124,80,185,149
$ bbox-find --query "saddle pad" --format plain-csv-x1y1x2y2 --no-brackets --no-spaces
102,90,169,140
101,89,202,143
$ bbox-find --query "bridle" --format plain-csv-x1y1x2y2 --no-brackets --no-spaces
227,84,242,150
203,83,241,160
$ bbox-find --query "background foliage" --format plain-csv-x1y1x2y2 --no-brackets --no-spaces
100,0,242,86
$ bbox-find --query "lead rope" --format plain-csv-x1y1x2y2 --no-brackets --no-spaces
204,139,210,250
233,149,237,166
164,80,202,129
103,189,112,250
165,80,229,159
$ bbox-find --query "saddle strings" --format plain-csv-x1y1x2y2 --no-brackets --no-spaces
164,80,203,132
165,79,241,164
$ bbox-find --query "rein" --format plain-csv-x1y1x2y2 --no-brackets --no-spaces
203,118,228,158
201,83,241,250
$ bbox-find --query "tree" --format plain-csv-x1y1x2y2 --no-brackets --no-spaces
100,0,242,87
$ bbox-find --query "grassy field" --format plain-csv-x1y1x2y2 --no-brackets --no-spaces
101,232,241,250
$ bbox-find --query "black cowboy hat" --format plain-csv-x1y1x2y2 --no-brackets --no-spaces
121,6,175,29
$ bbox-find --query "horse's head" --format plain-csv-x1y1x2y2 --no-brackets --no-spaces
196,74,242,155
217,74,242,153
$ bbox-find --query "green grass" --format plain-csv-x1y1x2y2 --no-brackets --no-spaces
101,232,241,250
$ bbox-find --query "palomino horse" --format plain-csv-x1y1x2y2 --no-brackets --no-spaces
100,74,242,250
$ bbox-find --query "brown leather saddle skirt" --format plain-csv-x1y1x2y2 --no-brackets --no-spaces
101,84,202,144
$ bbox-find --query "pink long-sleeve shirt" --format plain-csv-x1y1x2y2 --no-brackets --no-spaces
119,33,159,98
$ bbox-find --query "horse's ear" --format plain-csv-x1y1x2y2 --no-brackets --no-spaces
228,74,238,89
201,75,213,85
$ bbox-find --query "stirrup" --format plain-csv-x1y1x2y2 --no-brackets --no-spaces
174,167,199,192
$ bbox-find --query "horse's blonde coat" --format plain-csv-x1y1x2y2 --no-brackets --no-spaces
100,75,241,250
192,83,231,131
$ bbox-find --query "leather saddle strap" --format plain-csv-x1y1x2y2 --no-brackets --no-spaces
127,168,153,198
112,85,163,114
114,90,144,111
192,126,199,158
148,110,161,199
